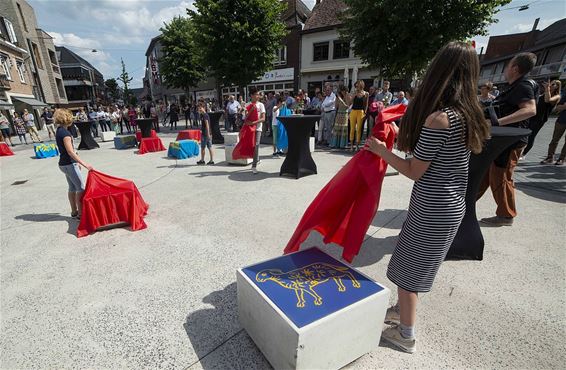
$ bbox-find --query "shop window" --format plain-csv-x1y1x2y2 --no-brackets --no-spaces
313,42,329,61
0,55,12,80
274,83,284,90
333,40,350,59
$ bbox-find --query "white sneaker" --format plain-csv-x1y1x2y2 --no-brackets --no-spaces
384,304,400,325
381,325,416,353
252,168,258,175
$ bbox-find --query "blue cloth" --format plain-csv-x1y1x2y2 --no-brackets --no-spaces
114,135,137,149
276,106,292,151
242,247,384,328
34,142,59,159
168,140,200,159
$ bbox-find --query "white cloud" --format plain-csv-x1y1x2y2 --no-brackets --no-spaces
508,17,561,33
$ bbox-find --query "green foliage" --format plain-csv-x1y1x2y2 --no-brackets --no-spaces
104,78,119,100
340,0,511,76
117,58,133,101
188,0,288,88
159,16,205,90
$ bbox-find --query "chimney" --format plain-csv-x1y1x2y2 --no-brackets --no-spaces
532,18,540,31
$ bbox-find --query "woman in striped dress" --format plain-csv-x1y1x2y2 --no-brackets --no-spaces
366,42,490,353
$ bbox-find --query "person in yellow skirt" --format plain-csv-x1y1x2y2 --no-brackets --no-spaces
349,80,368,151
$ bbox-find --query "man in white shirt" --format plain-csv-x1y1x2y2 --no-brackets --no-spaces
225,95,240,132
319,83,336,145
244,86,265,174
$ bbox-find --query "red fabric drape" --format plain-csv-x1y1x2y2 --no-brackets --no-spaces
136,130,157,142
138,137,166,155
232,103,259,160
0,143,14,156
77,170,149,238
176,130,202,142
284,104,407,262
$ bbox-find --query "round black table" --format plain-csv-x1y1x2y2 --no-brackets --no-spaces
208,111,224,144
75,121,99,150
446,126,531,260
137,119,154,138
278,115,320,179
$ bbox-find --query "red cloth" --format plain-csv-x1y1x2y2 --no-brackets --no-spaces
176,130,202,142
284,104,407,262
0,142,14,156
138,137,166,155
232,104,259,159
77,170,149,238
136,129,157,142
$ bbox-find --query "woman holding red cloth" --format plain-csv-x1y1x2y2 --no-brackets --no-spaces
244,87,266,174
365,42,490,353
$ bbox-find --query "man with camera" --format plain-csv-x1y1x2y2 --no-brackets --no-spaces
478,52,538,226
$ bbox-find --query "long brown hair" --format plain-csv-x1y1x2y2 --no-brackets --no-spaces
397,42,489,154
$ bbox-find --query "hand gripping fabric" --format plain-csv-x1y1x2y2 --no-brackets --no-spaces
283,104,407,262
77,170,149,237
232,103,259,160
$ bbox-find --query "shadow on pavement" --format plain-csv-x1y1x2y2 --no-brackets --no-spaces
14,213,77,235
183,283,269,369
352,235,398,268
188,170,283,182
516,183,566,204
371,209,407,229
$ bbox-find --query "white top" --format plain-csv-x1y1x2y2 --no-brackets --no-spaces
248,101,266,132
272,105,281,127
322,92,336,112
226,100,240,115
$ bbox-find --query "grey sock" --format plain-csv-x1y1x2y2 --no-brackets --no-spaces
399,324,415,339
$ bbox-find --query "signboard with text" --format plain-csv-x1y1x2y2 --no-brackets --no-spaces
253,67,294,84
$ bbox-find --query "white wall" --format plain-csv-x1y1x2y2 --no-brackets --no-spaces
301,29,363,73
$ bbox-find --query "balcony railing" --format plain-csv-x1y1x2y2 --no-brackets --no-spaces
0,74,11,90
480,61,566,85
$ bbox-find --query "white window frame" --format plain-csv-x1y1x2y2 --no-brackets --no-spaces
1,55,12,80
16,61,25,83
4,19,18,43
274,46,287,66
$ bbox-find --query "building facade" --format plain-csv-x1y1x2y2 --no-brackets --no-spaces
300,0,380,95
56,46,104,109
0,0,67,111
480,18,566,85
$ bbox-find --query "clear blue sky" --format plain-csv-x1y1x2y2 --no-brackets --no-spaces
28,0,565,88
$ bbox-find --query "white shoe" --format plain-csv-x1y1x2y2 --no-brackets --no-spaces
252,168,258,175
381,325,416,353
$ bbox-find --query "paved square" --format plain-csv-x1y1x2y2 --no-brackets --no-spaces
1,124,564,369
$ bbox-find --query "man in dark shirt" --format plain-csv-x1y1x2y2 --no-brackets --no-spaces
197,102,214,165
478,52,538,226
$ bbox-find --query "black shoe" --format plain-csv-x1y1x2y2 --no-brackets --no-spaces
197,160,205,165
207,161,215,165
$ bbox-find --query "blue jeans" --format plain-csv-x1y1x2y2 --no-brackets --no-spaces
59,163,85,192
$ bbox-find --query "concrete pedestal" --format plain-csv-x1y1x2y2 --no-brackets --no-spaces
101,131,116,142
224,132,239,146
238,247,389,370
225,145,252,165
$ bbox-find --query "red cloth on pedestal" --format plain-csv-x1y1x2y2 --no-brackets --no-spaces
176,130,202,142
138,137,166,154
135,130,157,142
284,104,407,262
0,142,14,156
232,103,259,160
77,170,149,238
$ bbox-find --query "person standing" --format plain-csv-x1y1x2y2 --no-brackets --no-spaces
524,80,561,157
365,86,378,138
478,53,538,226
88,108,98,137
150,103,160,133
169,103,179,130
376,80,393,106
330,85,350,149
196,103,214,165
128,105,137,131
225,95,240,132
478,81,496,107
540,90,566,165
183,104,191,128
265,91,275,137
96,106,107,133
390,91,409,106
272,95,285,156
349,80,368,151
54,109,93,219
0,112,14,146
365,41,490,353
13,112,28,144
244,87,266,175
23,109,41,143
41,107,56,140
319,83,336,146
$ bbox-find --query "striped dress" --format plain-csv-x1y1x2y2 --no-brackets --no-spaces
387,107,469,293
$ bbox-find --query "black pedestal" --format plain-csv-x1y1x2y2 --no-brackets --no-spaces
303,109,320,137
75,121,99,150
209,111,224,144
137,119,154,138
278,115,320,179
446,126,531,260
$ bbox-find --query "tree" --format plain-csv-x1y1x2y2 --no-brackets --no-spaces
340,0,511,77
159,16,206,91
188,0,287,91
117,58,133,102
104,78,119,101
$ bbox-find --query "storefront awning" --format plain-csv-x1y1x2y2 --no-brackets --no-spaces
12,96,47,107
0,99,14,109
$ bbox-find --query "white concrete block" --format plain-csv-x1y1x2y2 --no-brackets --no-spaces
309,137,315,153
225,145,252,165
100,131,116,142
238,247,390,370
224,132,239,146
